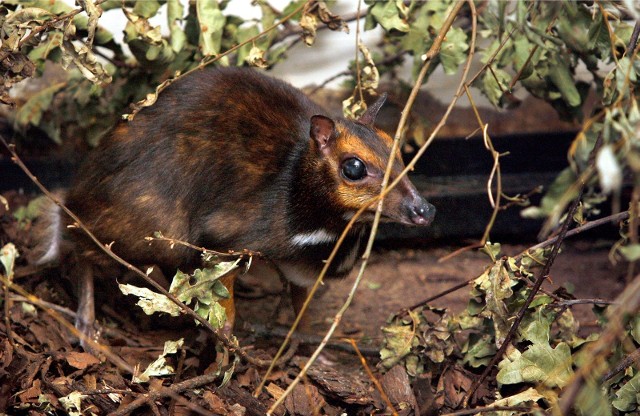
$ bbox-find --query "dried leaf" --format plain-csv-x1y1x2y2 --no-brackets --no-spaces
1,243,19,279
65,352,101,370
245,45,268,68
300,11,317,46
124,75,178,121
59,391,85,416
60,40,112,84
300,2,347,46
133,339,184,383
118,283,182,316
76,0,102,46
315,2,348,32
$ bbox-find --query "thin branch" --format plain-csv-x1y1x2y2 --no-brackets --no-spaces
602,346,640,382
265,1,474,413
441,405,532,416
346,338,398,416
554,298,616,307
146,234,259,259
110,372,221,416
626,20,640,54
527,210,629,252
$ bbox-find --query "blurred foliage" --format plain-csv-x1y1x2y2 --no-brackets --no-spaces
0,0,346,146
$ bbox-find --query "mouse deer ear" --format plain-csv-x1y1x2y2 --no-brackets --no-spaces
310,115,337,150
357,92,387,127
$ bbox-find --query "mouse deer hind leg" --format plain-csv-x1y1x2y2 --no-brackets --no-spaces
72,258,97,350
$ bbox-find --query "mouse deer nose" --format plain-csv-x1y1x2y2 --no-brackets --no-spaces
408,195,435,226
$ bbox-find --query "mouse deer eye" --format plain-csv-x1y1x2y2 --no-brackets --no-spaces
341,157,367,181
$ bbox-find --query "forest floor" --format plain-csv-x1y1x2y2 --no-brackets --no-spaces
0,189,626,415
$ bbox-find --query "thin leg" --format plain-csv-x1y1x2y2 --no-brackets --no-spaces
218,269,239,334
74,263,96,350
289,283,312,332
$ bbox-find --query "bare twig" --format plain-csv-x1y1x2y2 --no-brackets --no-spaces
555,298,616,307
602,346,640,382
265,1,474,413
626,20,640,55
146,234,259,259
346,338,398,416
110,372,222,416
441,405,532,416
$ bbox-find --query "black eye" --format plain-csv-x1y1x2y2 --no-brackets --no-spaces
342,157,367,181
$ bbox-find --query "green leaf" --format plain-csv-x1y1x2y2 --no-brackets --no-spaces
379,312,418,370
613,372,640,411
547,54,581,107
133,0,161,18
512,36,535,79
368,1,409,33
480,242,501,261
168,0,187,53
480,67,511,106
521,167,578,219
439,26,468,74
28,31,64,63
169,260,239,329
14,82,66,130
236,25,260,66
497,341,574,388
196,0,225,57
13,195,48,227
463,332,496,368
576,378,612,416
631,314,640,345
620,244,640,262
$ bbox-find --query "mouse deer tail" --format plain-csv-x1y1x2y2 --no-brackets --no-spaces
32,192,66,266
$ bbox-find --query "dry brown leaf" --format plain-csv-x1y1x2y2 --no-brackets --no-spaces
65,352,100,370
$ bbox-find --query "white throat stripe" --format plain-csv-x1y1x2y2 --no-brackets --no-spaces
291,229,337,246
